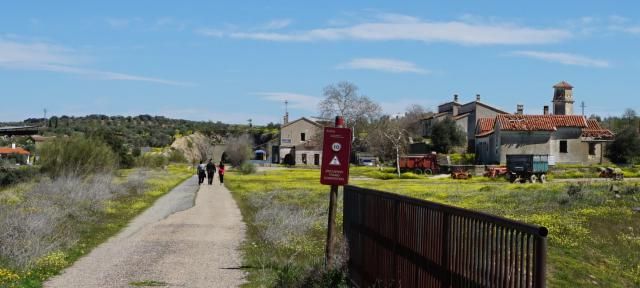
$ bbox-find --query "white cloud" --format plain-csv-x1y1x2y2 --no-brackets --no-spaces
255,92,322,111
196,28,225,37
337,58,428,74
106,17,141,29
512,51,610,68
0,38,192,86
203,14,570,45
262,19,293,30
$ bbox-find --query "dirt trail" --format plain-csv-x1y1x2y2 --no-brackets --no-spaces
45,176,246,288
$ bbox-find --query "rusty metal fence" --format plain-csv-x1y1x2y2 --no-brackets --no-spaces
343,185,548,288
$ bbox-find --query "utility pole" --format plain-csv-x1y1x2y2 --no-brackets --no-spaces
581,101,586,116
248,118,252,128
43,108,48,127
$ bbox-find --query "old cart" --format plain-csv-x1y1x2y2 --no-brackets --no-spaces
507,154,549,183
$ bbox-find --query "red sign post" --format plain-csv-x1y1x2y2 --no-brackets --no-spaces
321,117,351,269
320,127,352,185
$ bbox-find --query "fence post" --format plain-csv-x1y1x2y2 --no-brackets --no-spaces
441,212,451,288
535,237,547,288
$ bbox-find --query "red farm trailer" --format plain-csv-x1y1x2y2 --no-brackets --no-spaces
398,154,439,175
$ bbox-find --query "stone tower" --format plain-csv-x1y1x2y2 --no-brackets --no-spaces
552,81,574,115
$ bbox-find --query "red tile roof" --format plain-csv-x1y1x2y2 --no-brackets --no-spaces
0,147,30,155
476,117,496,136
553,81,573,89
496,114,587,132
581,119,614,139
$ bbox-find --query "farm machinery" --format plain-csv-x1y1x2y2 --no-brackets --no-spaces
598,167,624,180
506,154,549,183
483,165,509,179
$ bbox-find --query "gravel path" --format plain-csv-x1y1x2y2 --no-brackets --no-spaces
45,176,247,288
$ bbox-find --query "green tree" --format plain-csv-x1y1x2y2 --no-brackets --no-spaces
606,127,640,164
430,118,466,153
40,136,117,178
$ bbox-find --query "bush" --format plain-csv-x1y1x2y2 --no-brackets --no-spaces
225,134,253,167
39,136,117,178
0,166,39,187
135,154,168,169
239,162,257,175
566,184,584,199
0,174,119,268
167,149,187,163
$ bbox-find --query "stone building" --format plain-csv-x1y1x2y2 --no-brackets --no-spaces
279,117,325,165
475,81,614,165
421,94,508,152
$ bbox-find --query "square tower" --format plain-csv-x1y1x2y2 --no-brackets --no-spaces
552,81,574,115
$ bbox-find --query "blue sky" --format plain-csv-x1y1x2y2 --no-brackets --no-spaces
1,1,639,124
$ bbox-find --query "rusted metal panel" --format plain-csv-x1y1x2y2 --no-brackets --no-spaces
344,185,548,288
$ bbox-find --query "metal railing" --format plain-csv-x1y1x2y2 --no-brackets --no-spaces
344,185,548,288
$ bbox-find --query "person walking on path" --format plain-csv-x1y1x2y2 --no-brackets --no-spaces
197,161,206,185
206,159,216,185
218,162,225,185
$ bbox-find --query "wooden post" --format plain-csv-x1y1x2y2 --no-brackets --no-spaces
325,116,345,269
325,184,339,268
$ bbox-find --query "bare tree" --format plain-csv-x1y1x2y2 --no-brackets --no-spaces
318,81,382,140
369,116,407,176
400,104,430,139
225,134,253,167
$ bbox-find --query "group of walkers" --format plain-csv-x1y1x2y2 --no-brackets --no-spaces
197,159,225,185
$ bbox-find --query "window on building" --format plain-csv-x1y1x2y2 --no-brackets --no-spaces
559,140,568,153
301,153,307,164
589,143,596,155
300,133,306,142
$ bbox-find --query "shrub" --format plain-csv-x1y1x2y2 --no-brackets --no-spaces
225,134,253,167
0,166,39,187
622,184,640,195
239,162,257,175
135,154,168,169
167,149,187,163
0,174,119,268
39,136,117,178
566,184,584,199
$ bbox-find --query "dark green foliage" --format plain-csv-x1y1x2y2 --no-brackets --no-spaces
0,166,38,187
39,136,117,178
566,184,584,199
167,149,187,163
135,154,169,169
88,128,135,168
606,127,640,164
239,162,256,174
430,118,466,153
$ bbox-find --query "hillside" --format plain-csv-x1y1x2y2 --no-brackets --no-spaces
1,114,280,149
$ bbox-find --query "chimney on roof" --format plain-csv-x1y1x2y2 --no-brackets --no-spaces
476,94,481,101
543,105,549,115
453,94,459,102
516,104,524,115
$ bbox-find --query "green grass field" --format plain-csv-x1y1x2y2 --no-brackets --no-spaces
227,167,640,287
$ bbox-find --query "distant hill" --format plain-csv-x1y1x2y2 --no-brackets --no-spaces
2,114,280,148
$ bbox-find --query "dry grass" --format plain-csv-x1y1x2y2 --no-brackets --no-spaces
0,172,148,269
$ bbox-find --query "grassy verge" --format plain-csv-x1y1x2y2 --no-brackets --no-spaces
0,164,192,287
227,167,640,287
226,169,347,287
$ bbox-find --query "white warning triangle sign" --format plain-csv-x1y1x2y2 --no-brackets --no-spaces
329,155,341,166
